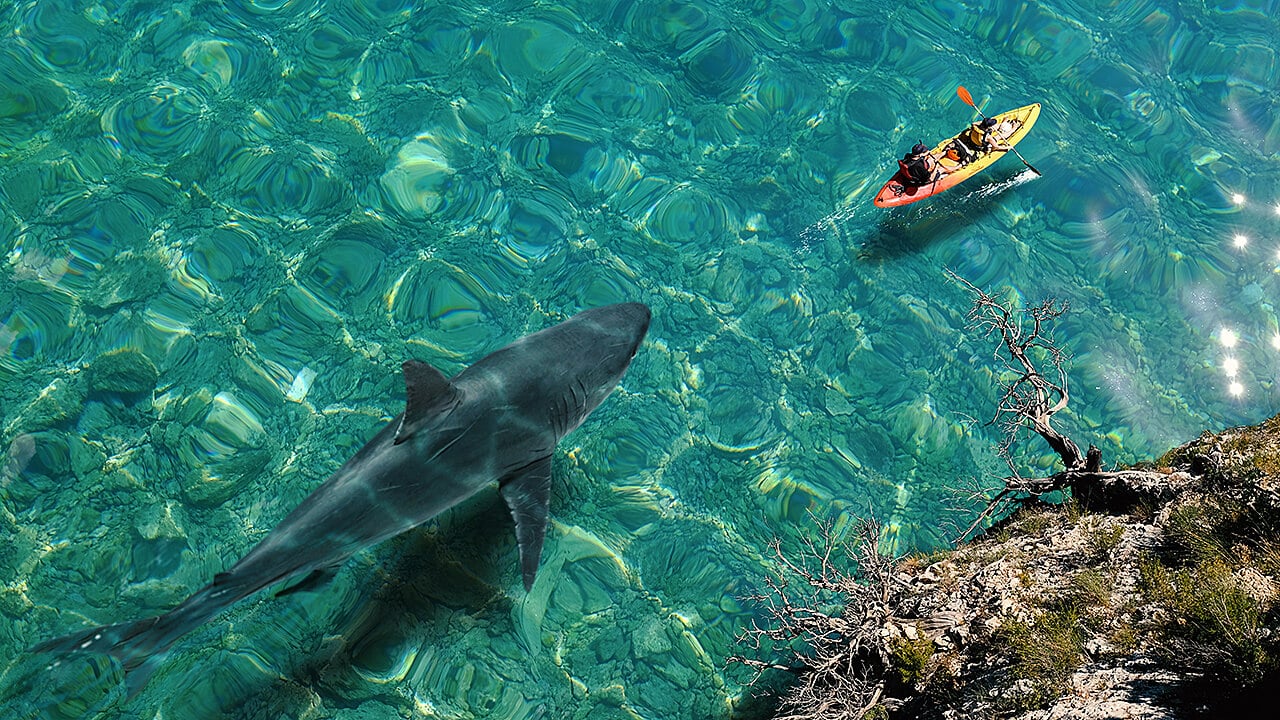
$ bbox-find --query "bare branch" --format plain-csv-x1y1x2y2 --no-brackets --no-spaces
949,269,1085,473
729,518,913,719
946,269,1098,540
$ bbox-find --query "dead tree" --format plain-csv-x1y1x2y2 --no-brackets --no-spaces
953,271,1086,471
729,519,911,720
949,271,1186,542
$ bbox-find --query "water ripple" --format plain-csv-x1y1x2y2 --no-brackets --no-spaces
0,291,74,373
642,184,730,247
561,66,672,128
225,145,353,222
297,222,391,313
619,0,713,53
0,46,70,144
7,1,1280,717
182,223,265,294
102,84,208,164
17,1,107,72
486,16,593,93
679,30,756,98
387,260,506,358
494,193,572,269
379,136,458,218
224,0,318,22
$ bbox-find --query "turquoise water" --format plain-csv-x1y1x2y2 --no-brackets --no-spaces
2,0,1279,716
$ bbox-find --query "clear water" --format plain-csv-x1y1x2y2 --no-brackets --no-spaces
1,0,1278,717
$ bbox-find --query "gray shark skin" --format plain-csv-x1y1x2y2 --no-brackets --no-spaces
30,302,651,697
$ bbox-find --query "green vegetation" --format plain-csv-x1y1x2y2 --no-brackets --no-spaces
741,413,1280,719
888,633,934,688
988,566,1112,711
1082,519,1124,559
998,609,1085,710
1139,495,1280,688
1157,422,1280,488
1164,501,1233,563
1067,568,1112,611
862,705,890,720
1140,556,1275,684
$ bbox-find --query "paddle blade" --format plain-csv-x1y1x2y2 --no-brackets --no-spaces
957,86,976,107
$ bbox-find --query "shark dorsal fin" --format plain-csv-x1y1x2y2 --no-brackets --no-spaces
500,455,553,591
395,360,459,445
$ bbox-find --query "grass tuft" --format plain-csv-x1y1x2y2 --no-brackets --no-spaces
889,633,935,689
998,609,1085,710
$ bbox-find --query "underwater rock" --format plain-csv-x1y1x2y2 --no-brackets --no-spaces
167,388,272,508
0,582,33,617
22,377,85,430
634,617,674,657
86,348,159,395
129,535,188,585
158,648,282,718
679,30,755,98
178,447,270,508
349,622,414,682
823,387,855,416
200,391,267,452
83,252,165,310
297,225,389,314
330,702,409,717
2,432,68,509
166,387,214,427
0,513,40,603
129,501,191,594
380,138,455,217
592,627,632,663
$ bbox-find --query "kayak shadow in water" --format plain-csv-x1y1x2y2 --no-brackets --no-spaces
857,167,1038,262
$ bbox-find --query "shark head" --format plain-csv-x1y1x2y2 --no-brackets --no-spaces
549,302,650,424
396,303,650,448
477,302,649,441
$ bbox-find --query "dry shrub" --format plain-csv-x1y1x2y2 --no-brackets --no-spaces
730,519,914,720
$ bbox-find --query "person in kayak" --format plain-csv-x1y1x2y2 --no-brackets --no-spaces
954,117,1012,163
899,142,939,185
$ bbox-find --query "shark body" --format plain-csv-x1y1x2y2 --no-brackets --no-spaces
31,302,651,695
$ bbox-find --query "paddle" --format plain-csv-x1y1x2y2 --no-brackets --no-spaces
957,86,1041,176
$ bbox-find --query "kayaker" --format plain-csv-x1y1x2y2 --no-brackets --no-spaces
899,142,937,185
958,117,1012,159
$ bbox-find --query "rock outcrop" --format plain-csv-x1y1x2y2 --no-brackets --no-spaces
893,417,1280,718
747,415,1280,719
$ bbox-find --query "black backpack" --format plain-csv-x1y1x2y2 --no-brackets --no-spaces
901,156,930,185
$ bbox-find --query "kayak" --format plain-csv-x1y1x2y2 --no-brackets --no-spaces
872,102,1041,208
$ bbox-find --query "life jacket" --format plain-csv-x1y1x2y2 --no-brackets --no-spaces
965,124,989,148
899,155,931,185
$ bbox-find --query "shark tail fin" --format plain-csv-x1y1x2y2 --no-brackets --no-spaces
29,614,172,698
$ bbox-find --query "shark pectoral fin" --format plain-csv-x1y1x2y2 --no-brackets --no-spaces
395,360,460,445
500,455,553,592
274,566,338,599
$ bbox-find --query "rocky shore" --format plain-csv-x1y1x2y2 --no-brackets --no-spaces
747,414,1280,719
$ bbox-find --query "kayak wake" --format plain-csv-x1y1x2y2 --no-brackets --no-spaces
969,166,1039,200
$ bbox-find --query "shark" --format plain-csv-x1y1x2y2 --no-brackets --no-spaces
30,302,651,696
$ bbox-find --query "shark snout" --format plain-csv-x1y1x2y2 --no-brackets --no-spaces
574,302,651,353
611,302,651,349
